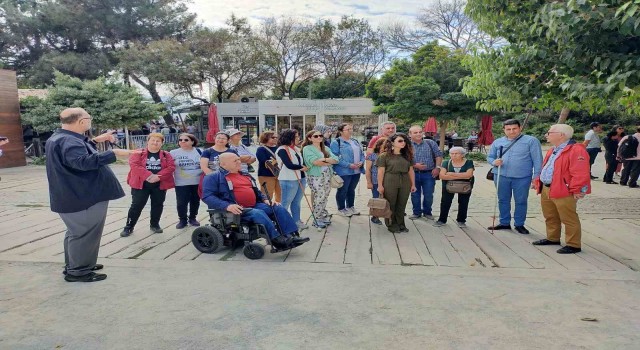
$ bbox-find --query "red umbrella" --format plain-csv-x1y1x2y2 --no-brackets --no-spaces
423,116,438,133
477,115,495,145
206,104,220,143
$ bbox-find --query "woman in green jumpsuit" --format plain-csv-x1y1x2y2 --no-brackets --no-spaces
376,133,417,233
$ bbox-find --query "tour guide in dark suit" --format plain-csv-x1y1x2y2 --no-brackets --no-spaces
45,107,132,282
202,153,309,249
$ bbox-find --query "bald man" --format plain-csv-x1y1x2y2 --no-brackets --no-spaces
45,108,132,282
202,153,309,249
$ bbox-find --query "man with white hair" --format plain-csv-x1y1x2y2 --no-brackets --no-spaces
367,121,396,155
533,124,590,254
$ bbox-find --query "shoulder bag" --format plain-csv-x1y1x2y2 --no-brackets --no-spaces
445,160,472,194
486,134,524,180
261,146,280,177
367,195,392,219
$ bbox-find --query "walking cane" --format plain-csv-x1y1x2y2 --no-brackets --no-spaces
491,146,504,235
260,182,286,236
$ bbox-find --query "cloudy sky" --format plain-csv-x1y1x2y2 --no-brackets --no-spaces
187,0,434,29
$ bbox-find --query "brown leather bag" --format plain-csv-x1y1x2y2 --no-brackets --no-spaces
367,196,392,219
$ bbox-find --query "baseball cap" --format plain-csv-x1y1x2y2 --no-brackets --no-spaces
226,128,244,137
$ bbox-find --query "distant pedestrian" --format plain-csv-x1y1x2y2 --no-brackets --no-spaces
408,125,443,221
45,108,132,282
487,119,543,234
377,133,417,233
170,133,203,229
433,147,475,228
121,133,176,237
533,124,590,254
330,124,365,217
602,130,620,184
617,127,640,188
583,122,603,179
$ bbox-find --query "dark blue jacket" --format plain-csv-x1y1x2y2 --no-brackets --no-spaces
45,129,125,213
202,168,267,210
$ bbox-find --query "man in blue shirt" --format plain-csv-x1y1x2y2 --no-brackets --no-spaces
408,125,443,220
487,119,543,234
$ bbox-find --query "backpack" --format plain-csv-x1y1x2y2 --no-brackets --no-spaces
619,135,639,159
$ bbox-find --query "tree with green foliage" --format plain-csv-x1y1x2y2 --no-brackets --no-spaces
21,72,164,133
463,0,640,121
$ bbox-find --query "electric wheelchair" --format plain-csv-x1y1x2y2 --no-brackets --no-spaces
191,208,293,260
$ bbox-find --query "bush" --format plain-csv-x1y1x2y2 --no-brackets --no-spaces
465,152,487,162
161,143,178,151
29,156,47,166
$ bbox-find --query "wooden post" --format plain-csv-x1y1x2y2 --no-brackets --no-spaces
0,69,26,168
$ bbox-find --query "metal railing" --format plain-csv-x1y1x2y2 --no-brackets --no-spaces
117,131,206,149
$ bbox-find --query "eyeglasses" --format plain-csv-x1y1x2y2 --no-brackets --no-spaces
312,135,323,139
545,131,561,135
179,138,192,142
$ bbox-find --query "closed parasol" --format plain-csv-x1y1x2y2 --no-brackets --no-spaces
206,104,220,143
477,115,495,145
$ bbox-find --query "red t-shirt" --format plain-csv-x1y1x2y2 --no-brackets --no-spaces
368,135,382,148
225,173,257,208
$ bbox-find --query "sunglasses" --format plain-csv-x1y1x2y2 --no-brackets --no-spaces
311,135,323,139
179,138,191,142
395,139,405,143
270,136,278,139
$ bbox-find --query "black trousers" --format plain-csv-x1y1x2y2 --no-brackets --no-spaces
603,153,619,183
587,148,600,171
175,185,200,221
126,182,166,228
620,159,640,186
437,186,471,223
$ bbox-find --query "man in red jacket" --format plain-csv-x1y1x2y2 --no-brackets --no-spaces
532,124,591,254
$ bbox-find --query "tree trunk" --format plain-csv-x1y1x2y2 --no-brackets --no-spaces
557,107,570,124
439,120,448,151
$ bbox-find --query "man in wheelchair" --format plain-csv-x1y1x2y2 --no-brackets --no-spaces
202,153,309,249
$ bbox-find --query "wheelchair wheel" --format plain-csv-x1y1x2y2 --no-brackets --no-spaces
191,226,223,253
243,243,265,260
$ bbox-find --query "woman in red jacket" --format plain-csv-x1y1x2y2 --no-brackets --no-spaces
121,133,176,237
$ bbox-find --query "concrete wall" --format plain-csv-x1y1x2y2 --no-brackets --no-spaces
0,70,26,168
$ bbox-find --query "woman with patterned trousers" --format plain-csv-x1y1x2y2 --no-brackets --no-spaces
377,133,416,233
302,130,339,229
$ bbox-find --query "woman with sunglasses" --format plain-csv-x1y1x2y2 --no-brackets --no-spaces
302,130,339,228
377,133,416,233
256,131,282,202
330,123,365,217
170,133,203,229
276,129,309,231
365,137,387,225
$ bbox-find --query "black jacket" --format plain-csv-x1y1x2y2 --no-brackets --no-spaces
45,129,125,213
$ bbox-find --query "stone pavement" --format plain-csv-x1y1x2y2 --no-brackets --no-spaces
0,156,639,349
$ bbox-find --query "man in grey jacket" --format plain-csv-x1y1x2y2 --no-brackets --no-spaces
46,108,132,282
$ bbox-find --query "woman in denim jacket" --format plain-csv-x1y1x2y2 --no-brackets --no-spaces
330,123,365,217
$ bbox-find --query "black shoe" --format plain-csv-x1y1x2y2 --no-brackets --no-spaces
487,224,511,230
590,175,598,180
120,227,133,237
176,220,188,229
605,181,619,184
150,226,163,234
272,235,293,249
399,226,409,233
387,226,400,233
63,264,103,275
620,182,627,186
64,272,107,283
629,184,639,188
532,239,561,246
370,217,383,225
514,226,530,234
557,246,581,254
292,236,310,245
188,218,201,226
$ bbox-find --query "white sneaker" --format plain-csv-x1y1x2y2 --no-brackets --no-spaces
348,207,361,215
338,209,353,217
296,221,309,230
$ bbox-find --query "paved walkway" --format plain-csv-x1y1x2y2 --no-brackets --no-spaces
1,157,639,349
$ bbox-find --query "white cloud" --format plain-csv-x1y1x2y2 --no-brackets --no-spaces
187,0,435,29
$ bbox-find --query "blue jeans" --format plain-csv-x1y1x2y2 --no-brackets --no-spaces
371,183,379,198
335,174,360,210
493,175,532,227
411,171,436,216
242,203,298,238
279,178,306,223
